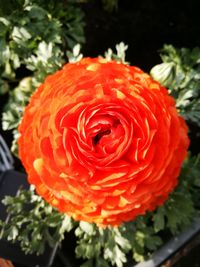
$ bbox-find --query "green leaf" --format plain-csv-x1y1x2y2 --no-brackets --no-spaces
67,43,83,63
2,110,20,130
104,42,129,64
135,231,145,247
153,45,200,127
7,226,18,241
0,187,75,255
12,26,32,43
60,215,74,233
0,39,8,64
0,78,9,94
0,21,8,36
153,207,165,232
26,5,47,20
114,234,131,251
79,221,95,236
145,235,162,251
133,251,145,263
0,17,10,27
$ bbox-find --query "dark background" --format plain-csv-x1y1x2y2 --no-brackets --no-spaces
82,0,200,71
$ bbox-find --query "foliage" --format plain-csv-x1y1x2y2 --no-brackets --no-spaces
101,0,118,12
76,223,131,267
104,42,129,64
66,43,83,63
0,0,85,85
0,0,85,154
151,154,200,236
76,216,163,266
0,154,199,266
0,186,75,255
150,45,200,127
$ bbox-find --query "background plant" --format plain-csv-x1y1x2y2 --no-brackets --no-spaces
0,185,75,255
0,0,85,154
150,45,200,127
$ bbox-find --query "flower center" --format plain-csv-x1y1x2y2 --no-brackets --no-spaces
88,117,124,155
74,103,134,168
93,129,111,145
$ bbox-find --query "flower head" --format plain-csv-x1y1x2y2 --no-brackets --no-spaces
18,58,189,226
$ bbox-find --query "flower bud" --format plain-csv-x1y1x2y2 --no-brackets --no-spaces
150,62,175,87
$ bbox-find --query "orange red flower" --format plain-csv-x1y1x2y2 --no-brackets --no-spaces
18,58,189,226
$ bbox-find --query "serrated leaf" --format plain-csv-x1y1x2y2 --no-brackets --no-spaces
7,226,18,240
0,79,9,94
145,235,162,250
157,45,200,127
0,187,74,255
114,235,131,251
166,208,179,232
60,215,74,232
153,208,165,232
104,42,129,64
2,110,20,130
12,26,32,42
79,221,95,235
0,17,10,27
135,231,145,247
73,43,81,57
133,250,145,263
26,5,47,20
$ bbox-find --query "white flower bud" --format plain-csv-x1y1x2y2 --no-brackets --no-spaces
150,62,175,87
